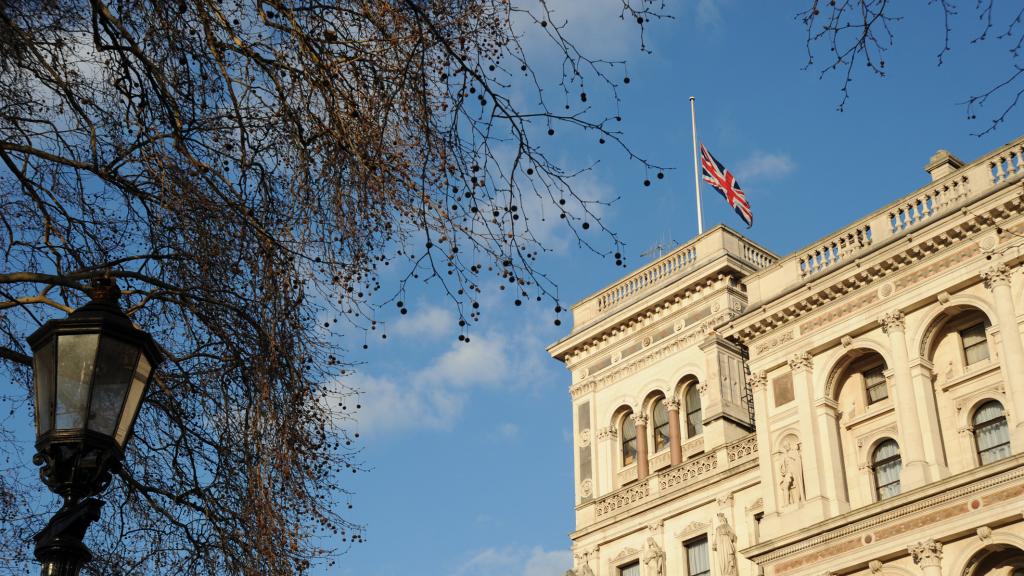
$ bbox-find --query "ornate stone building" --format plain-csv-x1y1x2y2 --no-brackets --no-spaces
548,137,1024,576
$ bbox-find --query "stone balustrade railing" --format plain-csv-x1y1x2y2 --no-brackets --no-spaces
571,227,777,327
591,435,757,521
745,136,1024,303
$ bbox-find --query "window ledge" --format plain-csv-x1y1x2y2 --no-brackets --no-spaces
940,361,1001,391
842,401,895,429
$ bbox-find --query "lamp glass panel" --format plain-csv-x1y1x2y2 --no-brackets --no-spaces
32,340,55,434
55,334,100,430
114,354,151,446
87,336,141,436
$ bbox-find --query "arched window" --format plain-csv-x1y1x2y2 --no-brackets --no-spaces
652,399,670,452
685,385,703,437
621,414,637,466
974,400,1011,465
872,439,902,500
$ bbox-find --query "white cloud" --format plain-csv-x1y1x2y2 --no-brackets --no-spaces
522,548,572,576
391,303,456,339
498,422,520,439
736,151,796,181
452,547,571,576
422,333,511,388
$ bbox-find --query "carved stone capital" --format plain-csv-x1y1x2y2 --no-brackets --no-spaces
598,426,618,440
748,371,768,391
632,414,649,427
788,353,813,371
868,560,883,574
880,311,906,334
665,397,681,411
982,263,1013,290
909,539,943,568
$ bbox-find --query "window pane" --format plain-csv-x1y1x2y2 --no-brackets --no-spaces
32,340,55,434
975,402,1010,464
114,354,152,446
961,323,990,365
873,440,901,500
88,337,140,435
864,366,888,403
55,334,100,430
620,561,640,576
686,537,710,576
622,416,637,465
653,401,670,451
686,386,703,437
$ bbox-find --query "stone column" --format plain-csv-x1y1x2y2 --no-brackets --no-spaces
789,354,825,504
815,398,850,511
982,264,1024,432
880,311,929,487
634,414,650,480
749,371,782,538
667,397,683,466
908,358,949,480
909,539,943,576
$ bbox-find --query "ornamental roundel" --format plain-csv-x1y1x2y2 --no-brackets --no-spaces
578,428,592,447
879,282,894,299
581,479,593,498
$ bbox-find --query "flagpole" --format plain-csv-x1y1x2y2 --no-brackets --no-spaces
689,96,704,235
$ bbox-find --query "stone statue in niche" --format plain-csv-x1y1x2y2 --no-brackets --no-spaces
776,436,804,506
643,537,665,576
712,513,738,576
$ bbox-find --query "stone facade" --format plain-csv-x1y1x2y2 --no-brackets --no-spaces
549,137,1024,576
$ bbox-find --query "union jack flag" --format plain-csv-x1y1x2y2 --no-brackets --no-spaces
700,143,752,228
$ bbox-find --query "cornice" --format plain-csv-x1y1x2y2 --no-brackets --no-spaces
569,309,738,399
730,179,1024,347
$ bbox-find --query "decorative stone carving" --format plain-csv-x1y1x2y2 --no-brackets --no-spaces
674,520,710,541
643,537,665,576
727,436,757,462
977,526,993,542
754,331,794,356
712,513,739,576
982,263,1012,290
775,435,804,507
613,547,639,561
698,380,709,395
578,428,591,447
580,479,593,498
748,371,768,392
841,335,854,348
788,353,813,371
632,413,649,427
908,539,943,568
666,397,682,411
880,311,906,334
868,560,883,573
598,426,618,440
717,494,734,508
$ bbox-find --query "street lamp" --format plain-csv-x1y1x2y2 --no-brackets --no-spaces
27,277,162,576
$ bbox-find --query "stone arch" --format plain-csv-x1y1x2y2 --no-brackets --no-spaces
823,343,892,401
952,533,1024,576
915,298,996,360
640,381,670,412
604,401,635,431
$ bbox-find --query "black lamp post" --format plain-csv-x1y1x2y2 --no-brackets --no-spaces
27,277,162,576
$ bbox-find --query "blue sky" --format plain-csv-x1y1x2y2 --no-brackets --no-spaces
330,2,1022,575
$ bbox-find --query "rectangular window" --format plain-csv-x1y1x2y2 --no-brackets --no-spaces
619,561,640,576
864,366,888,404
961,323,990,366
685,537,710,576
